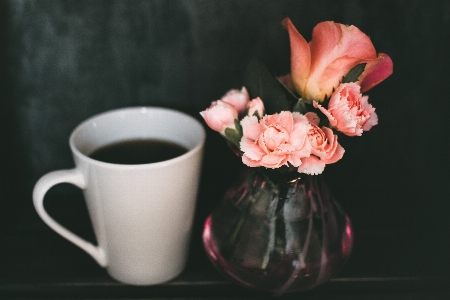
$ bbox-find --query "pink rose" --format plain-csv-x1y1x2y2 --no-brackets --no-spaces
298,112,345,175
284,18,393,102
200,100,238,135
221,87,250,115
246,97,265,118
314,83,378,136
240,111,312,169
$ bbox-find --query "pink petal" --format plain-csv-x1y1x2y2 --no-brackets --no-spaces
305,112,320,126
324,142,345,164
306,22,376,100
240,115,261,141
293,145,312,159
359,53,393,92
333,100,362,136
310,22,376,69
320,127,338,157
199,100,238,134
321,126,335,142
240,138,265,161
287,155,302,167
276,143,296,153
264,111,294,133
261,153,288,169
322,127,344,164
221,87,250,114
317,56,365,98
290,124,311,150
313,101,337,127
283,18,311,96
362,111,378,131
263,127,288,151
246,97,265,118
242,155,262,167
298,156,325,175
291,135,310,154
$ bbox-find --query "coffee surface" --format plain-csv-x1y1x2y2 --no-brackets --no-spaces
89,139,188,165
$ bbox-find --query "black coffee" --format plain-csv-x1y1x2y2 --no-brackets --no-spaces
89,139,188,165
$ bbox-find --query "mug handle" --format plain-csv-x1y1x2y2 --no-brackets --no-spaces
32,169,107,267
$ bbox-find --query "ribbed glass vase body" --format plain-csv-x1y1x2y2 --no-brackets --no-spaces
203,168,353,294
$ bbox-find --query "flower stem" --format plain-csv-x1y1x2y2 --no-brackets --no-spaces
222,198,252,259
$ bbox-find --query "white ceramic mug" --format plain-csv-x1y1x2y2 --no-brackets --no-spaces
32,107,205,285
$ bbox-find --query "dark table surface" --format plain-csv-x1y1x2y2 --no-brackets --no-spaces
1,194,449,300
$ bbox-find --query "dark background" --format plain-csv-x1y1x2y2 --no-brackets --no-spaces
0,0,449,276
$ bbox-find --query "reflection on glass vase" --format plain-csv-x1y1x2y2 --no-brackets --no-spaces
203,167,353,294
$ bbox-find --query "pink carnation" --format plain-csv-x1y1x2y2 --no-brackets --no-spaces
221,87,250,115
314,83,378,136
240,111,312,169
200,100,238,135
298,112,345,175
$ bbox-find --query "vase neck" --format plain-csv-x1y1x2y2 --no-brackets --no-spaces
252,167,305,186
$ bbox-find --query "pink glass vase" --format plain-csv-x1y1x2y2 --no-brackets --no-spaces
203,168,353,294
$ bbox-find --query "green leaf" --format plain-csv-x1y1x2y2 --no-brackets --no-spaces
292,99,308,114
243,57,291,114
234,119,243,135
252,110,262,119
342,63,367,83
224,119,242,148
276,76,300,104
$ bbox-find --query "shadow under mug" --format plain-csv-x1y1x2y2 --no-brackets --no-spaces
32,107,205,285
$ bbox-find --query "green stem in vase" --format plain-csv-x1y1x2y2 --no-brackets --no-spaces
260,197,288,270
221,199,253,259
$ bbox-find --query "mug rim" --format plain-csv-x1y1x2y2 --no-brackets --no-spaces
69,106,206,169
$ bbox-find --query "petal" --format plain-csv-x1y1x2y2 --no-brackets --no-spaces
265,111,294,133
313,101,337,127
240,138,265,161
316,56,365,99
359,53,393,92
242,154,262,167
298,156,325,175
321,127,338,158
276,143,296,153
283,18,311,96
200,100,238,134
241,115,261,141
293,144,312,159
292,111,309,124
280,111,295,132
246,97,265,118
287,155,302,167
362,111,378,131
261,153,288,169
305,112,320,126
309,22,376,71
306,22,376,100
332,100,362,136
321,126,335,142
222,87,250,114
263,127,288,151
289,125,310,150
324,141,345,164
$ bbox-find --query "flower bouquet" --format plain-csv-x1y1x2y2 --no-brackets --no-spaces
201,19,393,294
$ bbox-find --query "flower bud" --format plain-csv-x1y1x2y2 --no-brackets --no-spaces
246,97,265,119
221,87,250,114
200,100,238,135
